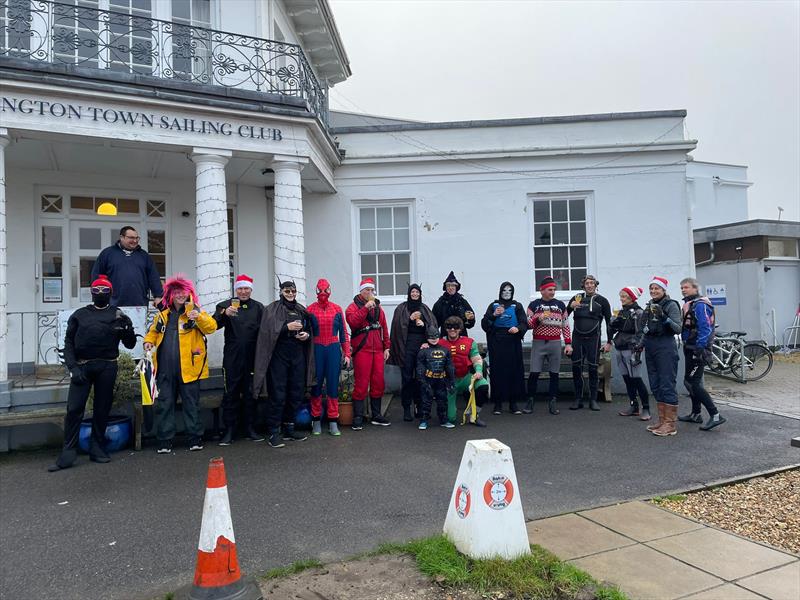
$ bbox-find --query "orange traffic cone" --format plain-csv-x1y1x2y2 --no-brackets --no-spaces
188,457,262,600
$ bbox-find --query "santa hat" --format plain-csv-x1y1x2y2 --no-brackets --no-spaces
91,275,112,290
621,286,643,302
359,277,376,292
539,276,557,291
649,276,669,291
442,271,461,291
234,274,253,291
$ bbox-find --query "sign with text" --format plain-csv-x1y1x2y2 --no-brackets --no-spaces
705,284,727,306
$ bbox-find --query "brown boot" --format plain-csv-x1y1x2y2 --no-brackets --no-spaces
646,403,664,431
653,404,678,436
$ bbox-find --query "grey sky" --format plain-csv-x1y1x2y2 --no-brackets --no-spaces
328,0,800,221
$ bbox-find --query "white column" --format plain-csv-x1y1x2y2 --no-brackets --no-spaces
191,148,232,367
0,129,10,384
271,155,309,303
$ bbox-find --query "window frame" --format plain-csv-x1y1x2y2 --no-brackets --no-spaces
528,192,594,299
351,199,416,304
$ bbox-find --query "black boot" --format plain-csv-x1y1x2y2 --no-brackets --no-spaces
403,405,413,422
48,448,77,472
219,426,234,446
570,397,583,410
548,398,560,415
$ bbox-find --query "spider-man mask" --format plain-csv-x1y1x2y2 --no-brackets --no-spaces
316,278,331,305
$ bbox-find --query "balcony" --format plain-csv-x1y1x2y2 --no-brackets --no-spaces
0,0,329,126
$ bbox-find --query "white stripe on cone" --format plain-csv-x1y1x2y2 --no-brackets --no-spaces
197,486,236,552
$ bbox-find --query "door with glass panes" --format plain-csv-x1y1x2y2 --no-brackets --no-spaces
69,221,128,307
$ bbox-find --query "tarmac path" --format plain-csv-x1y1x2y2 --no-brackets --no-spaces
1,398,798,600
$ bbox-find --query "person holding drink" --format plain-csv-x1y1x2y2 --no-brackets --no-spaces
525,276,572,415
432,271,477,337
481,281,528,414
346,278,391,430
213,274,264,445
143,274,217,454
389,284,437,422
610,286,650,420
252,279,315,448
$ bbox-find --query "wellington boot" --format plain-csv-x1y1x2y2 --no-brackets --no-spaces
589,396,600,411
548,398,560,415
652,404,678,436
639,407,651,421
618,402,640,417
311,420,322,435
569,398,583,410
329,421,341,436
647,403,665,431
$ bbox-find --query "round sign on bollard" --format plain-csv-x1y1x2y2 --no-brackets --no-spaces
443,439,530,560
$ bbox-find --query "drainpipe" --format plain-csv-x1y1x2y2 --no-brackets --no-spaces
695,241,715,267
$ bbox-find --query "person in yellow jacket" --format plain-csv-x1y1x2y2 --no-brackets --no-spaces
143,274,216,453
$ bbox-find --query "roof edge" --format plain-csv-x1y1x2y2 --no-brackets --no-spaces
330,109,687,134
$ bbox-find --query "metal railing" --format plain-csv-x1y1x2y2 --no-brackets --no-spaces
0,0,329,125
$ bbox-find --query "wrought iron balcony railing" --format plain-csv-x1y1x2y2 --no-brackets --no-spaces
0,0,328,125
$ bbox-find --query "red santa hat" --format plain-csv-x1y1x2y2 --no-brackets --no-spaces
359,277,376,292
91,275,112,290
649,276,669,291
234,274,253,291
621,286,643,302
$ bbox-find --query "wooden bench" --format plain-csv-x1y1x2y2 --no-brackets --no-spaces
0,408,67,431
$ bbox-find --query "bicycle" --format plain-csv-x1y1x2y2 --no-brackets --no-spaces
706,331,774,382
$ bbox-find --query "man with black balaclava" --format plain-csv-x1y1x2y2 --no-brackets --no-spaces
252,280,315,448
481,282,528,414
48,275,137,472
566,274,612,411
432,271,476,337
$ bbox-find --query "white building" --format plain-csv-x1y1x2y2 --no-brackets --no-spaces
1,0,728,431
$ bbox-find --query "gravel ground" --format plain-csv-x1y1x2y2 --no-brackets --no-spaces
656,469,800,555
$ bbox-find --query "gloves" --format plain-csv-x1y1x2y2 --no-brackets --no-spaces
693,349,712,365
70,367,87,385
649,304,663,318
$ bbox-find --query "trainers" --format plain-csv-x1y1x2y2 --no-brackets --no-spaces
351,417,364,431
312,420,322,436
329,422,341,436
247,427,265,442
283,431,308,442
510,404,522,415
522,399,534,414
268,433,285,448
492,405,502,415
219,428,234,446
189,441,204,451
371,416,391,426
700,414,726,431
157,443,172,454
418,420,428,430
440,422,456,429
678,412,702,423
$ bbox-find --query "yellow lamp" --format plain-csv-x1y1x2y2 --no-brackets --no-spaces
97,201,117,216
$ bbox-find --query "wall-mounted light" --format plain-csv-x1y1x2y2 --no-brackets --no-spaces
96,201,117,216
181,211,191,217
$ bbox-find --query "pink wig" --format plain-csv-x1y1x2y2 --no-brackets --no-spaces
163,273,199,308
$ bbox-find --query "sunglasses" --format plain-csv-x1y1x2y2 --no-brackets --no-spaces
91,285,111,294
445,325,459,330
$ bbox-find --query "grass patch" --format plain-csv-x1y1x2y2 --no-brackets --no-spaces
260,558,324,580
379,534,628,600
652,494,688,504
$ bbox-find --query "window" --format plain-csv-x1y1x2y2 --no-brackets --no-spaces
227,207,236,292
768,238,799,258
70,195,140,215
171,0,211,82
147,229,166,281
1,0,32,56
107,0,154,75
41,226,64,302
357,205,412,297
532,196,587,291
41,194,63,214
52,0,102,69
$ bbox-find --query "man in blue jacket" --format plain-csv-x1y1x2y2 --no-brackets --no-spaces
91,226,163,307
678,277,725,431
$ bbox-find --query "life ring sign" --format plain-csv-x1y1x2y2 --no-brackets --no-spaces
455,484,471,519
483,474,514,510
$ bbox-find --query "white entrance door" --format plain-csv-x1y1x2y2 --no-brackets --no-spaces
69,221,124,308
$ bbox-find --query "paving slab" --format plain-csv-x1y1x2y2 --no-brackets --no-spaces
648,527,797,581
737,560,800,600
680,583,767,600
570,544,722,600
578,501,704,542
526,513,635,559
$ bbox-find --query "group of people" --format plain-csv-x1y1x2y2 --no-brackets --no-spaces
48,227,725,471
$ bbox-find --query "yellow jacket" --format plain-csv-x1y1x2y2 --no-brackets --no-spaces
143,307,217,383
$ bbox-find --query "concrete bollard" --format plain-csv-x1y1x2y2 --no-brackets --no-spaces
443,439,530,560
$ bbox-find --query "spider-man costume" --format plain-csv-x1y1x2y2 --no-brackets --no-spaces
306,279,351,420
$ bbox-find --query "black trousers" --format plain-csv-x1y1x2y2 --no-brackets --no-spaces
571,334,600,400
400,335,424,411
421,379,448,422
266,341,306,432
58,360,118,466
684,348,718,416
221,365,257,429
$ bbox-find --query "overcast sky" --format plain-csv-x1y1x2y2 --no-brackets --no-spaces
328,0,800,221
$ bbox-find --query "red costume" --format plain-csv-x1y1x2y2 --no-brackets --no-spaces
345,281,389,404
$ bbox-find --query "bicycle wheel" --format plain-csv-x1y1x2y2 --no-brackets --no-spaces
707,342,731,374
730,344,773,381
